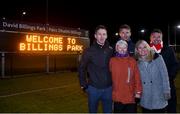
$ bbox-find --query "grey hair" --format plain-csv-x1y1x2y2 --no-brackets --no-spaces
116,40,128,47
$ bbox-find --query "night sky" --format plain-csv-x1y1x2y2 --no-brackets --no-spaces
1,0,180,45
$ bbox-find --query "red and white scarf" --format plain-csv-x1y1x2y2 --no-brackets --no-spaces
150,41,163,53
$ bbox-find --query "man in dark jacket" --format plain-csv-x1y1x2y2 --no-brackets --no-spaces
150,29,179,113
116,24,135,56
78,25,113,113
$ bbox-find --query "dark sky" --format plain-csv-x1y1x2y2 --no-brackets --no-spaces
1,0,180,44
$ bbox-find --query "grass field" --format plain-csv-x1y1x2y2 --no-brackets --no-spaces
0,71,180,113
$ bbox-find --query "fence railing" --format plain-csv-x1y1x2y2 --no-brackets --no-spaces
0,52,80,78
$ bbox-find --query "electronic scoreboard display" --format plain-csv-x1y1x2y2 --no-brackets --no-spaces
0,20,89,54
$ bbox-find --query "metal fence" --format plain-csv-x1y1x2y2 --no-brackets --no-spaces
0,52,80,78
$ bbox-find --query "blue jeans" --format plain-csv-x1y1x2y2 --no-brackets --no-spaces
87,85,112,113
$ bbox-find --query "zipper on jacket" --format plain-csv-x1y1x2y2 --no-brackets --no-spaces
127,67,131,83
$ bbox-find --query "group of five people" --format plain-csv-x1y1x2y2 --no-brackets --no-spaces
78,24,179,113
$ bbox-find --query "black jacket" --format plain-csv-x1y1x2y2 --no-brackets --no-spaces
78,41,113,89
160,46,179,84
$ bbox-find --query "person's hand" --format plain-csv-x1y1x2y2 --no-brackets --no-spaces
135,93,141,98
135,93,141,104
164,92,171,100
81,86,88,93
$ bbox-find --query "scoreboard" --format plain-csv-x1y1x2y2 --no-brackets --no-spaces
20,34,83,52
0,20,89,54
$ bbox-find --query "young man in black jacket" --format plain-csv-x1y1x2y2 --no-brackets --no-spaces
117,24,135,56
78,25,113,113
150,29,179,113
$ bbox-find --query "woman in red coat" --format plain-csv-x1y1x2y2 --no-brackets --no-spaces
110,40,142,113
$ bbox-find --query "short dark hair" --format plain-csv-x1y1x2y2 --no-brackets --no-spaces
95,25,107,33
119,24,131,32
151,29,162,34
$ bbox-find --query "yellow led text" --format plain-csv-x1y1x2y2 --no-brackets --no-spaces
19,34,83,53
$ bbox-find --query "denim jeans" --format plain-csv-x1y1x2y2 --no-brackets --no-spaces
87,85,112,113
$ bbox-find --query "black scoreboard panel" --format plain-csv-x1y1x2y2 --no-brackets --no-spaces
0,21,90,76
0,32,89,54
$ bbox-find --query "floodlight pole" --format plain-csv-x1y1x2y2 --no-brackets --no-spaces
46,0,49,74
46,0,49,25
168,23,170,46
174,27,177,51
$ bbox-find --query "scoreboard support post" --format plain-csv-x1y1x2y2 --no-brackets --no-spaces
1,52,5,78
46,54,49,74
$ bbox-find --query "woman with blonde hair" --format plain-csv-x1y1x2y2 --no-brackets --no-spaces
135,40,171,113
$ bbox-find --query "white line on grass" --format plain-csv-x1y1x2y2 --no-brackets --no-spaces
0,84,76,98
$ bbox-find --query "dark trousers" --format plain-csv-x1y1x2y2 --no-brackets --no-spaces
113,102,136,113
87,85,112,113
142,107,165,113
166,83,177,113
